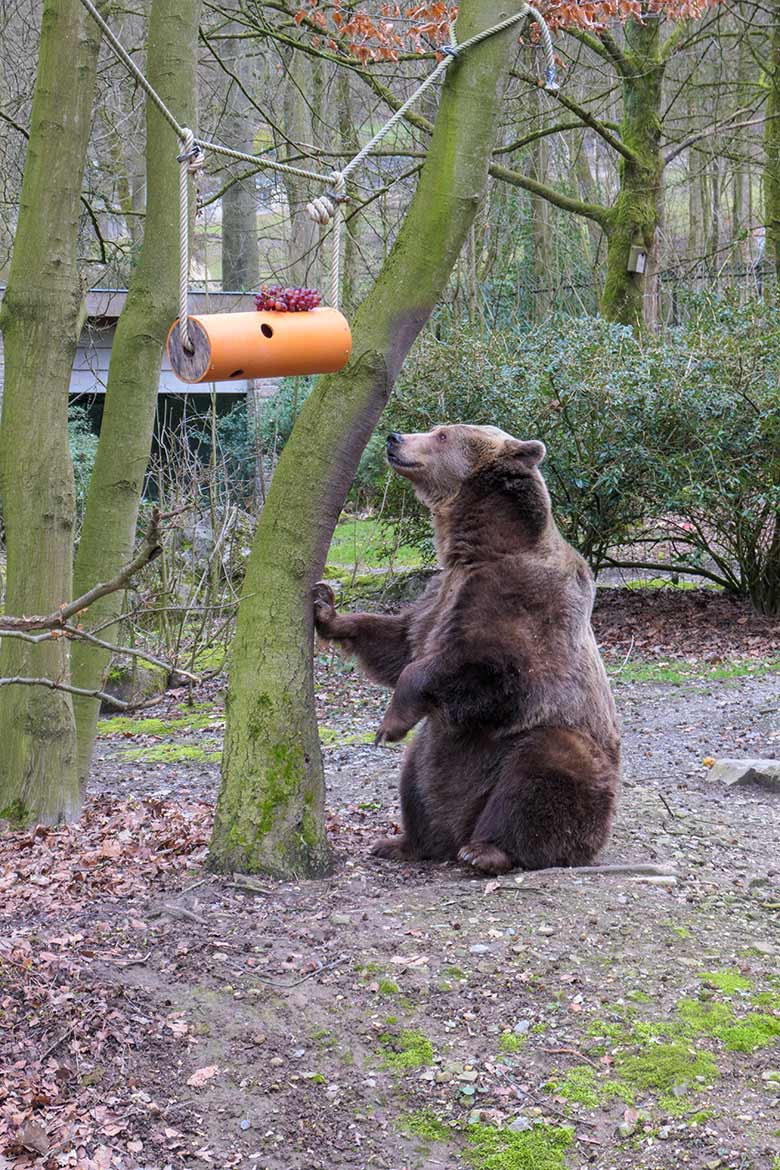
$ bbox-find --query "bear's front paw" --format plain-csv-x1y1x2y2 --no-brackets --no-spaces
458,842,513,875
374,713,411,746
313,581,338,636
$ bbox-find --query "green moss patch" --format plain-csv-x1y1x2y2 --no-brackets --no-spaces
397,1108,451,1142
698,970,753,994
378,1028,434,1071
99,711,220,737
498,1033,525,1055
547,1065,633,1109
616,1043,718,1113
119,741,222,764
464,1123,573,1170
676,997,780,1052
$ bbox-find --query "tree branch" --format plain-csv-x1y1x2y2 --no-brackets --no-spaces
0,677,131,709
489,161,608,225
510,69,637,162
0,509,163,632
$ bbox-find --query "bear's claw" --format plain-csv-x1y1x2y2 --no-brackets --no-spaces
312,581,336,609
370,835,413,861
457,843,513,875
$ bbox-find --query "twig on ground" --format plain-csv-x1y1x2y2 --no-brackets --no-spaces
228,873,276,896
151,903,208,926
252,957,341,990
541,1046,600,1068
107,951,153,968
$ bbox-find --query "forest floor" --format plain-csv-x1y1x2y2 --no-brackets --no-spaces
2,587,780,1170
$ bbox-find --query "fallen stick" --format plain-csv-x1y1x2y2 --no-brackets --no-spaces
524,862,678,879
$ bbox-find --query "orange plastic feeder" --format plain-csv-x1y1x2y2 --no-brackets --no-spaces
167,307,352,384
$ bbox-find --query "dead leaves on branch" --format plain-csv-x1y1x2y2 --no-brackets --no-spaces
295,0,718,63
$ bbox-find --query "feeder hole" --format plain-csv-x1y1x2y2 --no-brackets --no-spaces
229,369,244,378
260,323,274,338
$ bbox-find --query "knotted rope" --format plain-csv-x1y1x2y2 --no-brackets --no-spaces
78,0,557,344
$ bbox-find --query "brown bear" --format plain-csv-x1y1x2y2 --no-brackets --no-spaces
313,424,620,874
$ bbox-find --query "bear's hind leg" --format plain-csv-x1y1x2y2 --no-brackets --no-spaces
371,747,453,862
459,733,617,873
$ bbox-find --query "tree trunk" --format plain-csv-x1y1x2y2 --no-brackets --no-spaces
281,52,319,287
70,0,202,789
208,0,524,877
221,1,260,291
0,0,101,826
765,0,780,283
600,17,664,326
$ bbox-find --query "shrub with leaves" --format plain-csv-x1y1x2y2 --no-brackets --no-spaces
377,295,780,614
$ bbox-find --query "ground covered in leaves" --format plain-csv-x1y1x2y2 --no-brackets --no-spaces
2,587,779,1170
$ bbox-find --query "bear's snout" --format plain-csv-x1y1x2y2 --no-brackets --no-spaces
386,432,402,449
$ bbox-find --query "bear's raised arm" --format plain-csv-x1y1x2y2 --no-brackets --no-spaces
313,582,414,687
375,652,523,744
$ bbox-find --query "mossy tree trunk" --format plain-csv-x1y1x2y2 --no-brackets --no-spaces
765,0,780,284
599,18,663,325
208,0,524,877
0,0,101,826
70,0,202,789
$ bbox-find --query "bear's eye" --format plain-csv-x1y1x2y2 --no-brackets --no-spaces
436,431,448,443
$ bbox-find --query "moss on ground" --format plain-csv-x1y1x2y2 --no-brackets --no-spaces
378,1028,434,1071
120,741,222,764
99,711,220,737
698,970,753,994
616,1043,718,1114
547,1065,633,1108
464,1123,573,1170
676,997,780,1052
397,1108,451,1142
498,1033,525,1055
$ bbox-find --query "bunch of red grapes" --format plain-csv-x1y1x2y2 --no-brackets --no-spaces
254,285,322,312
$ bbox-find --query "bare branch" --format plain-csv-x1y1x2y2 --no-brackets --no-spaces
0,509,163,633
0,677,130,709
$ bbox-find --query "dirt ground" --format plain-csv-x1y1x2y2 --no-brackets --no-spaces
2,589,780,1170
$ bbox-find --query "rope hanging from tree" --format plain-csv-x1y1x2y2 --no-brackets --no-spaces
78,0,558,354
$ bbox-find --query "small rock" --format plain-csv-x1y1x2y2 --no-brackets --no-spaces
239,1119,251,1131
435,1071,453,1083
760,1069,780,1082
615,1121,635,1139
538,925,555,937
269,1057,283,1067
469,944,490,954
513,1020,531,1035
753,941,778,956
460,1085,476,1097
458,1071,479,1083
670,1082,688,1098
330,913,352,926
709,758,780,792
508,1116,532,1133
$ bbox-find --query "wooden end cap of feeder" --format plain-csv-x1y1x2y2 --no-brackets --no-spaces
167,307,352,384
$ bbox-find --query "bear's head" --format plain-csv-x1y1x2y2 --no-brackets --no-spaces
386,424,552,554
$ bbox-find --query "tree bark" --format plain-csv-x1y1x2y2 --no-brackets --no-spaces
208,0,524,877
600,17,664,325
221,1,260,291
765,0,780,283
0,0,101,826
70,0,202,789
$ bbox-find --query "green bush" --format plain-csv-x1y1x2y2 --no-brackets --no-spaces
68,405,99,515
375,295,780,614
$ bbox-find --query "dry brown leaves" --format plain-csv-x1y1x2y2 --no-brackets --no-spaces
0,797,211,1169
592,587,780,664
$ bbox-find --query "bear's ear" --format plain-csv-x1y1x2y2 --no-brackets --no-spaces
502,438,546,467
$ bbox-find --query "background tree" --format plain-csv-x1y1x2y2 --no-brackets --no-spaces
69,0,203,790
0,0,102,824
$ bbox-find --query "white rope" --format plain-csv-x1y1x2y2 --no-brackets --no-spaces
178,129,196,352
78,0,558,321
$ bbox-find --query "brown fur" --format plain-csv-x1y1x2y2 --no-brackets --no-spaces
313,424,621,874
